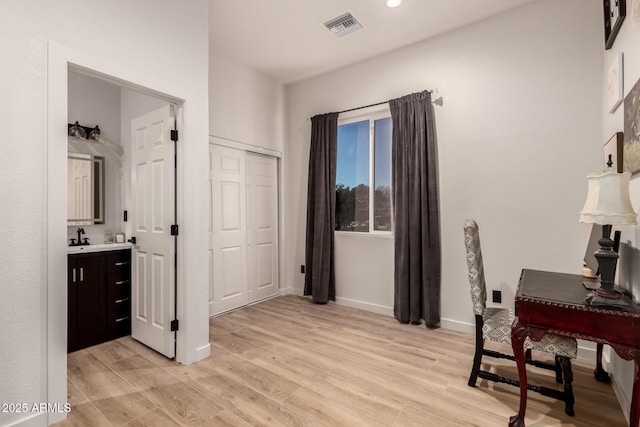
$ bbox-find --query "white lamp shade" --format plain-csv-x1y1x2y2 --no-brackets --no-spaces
579,171,637,225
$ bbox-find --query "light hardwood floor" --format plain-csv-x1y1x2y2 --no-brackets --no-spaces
56,295,628,426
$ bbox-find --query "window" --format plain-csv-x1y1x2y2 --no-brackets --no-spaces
336,111,392,233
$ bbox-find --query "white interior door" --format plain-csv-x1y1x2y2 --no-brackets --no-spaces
209,145,248,315
246,153,279,303
131,104,176,358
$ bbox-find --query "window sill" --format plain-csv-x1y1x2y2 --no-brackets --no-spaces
335,231,393,238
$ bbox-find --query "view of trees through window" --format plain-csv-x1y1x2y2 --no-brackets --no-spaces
336,116,392,232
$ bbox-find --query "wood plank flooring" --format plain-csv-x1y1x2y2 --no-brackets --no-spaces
56,295,628,426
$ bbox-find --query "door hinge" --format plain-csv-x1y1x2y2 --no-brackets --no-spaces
171,224,179,236
170,129,178,142
171,319,179,332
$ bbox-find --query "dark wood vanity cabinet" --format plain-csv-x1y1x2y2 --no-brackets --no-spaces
68,249,131,352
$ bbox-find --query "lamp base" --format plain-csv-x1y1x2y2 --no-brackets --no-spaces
594,287,623,299
588,285,630,309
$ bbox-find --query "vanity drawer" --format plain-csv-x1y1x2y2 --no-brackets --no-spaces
106,250,131,276
109,277,131,299
108,312,131,338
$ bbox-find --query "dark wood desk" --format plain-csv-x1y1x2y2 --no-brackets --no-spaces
509,269,640,427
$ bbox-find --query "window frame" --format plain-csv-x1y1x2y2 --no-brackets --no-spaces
336,105,393,236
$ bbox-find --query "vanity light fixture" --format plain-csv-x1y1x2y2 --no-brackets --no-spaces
386,0,402,8
88,125,103,143
68,121,87,139
68,122,103,143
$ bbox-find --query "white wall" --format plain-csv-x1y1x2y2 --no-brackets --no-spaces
601,5,640,420
67,72,123,244
209,44,285,152
0,1,209,425
284,0,603,323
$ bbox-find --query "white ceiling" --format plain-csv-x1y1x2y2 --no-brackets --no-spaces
209,0,539,84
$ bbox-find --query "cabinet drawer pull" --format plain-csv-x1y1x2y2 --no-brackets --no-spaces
72,268,76,283
115,261,129,266
115,316,129,323
115,298,129,304
80,267,84,282
115,280,129,285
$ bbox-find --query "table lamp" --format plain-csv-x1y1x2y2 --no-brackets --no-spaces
579,170,637,298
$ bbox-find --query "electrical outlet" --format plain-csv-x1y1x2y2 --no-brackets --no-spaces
300,265,305,274
492,290,502,304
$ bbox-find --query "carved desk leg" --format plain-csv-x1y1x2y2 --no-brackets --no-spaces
509,318,528,427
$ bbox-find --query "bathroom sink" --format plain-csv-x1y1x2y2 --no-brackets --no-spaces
67,242,132,254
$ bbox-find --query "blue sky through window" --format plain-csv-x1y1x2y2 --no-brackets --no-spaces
337,120,370,189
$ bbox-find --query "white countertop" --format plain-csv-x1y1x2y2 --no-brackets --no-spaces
67,242,132,254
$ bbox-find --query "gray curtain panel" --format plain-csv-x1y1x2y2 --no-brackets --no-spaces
304,112,339,303
390,91,441,326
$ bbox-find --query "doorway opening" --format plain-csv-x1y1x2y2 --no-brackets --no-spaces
47,44,195,425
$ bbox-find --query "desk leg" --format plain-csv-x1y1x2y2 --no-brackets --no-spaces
594,343,611,383
631,356,640,427
509,318,528,427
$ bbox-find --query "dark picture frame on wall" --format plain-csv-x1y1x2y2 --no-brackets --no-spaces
603,132,623,172
623,76,640,174
603,0,626,50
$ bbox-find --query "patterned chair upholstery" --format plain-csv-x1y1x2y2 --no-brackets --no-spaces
464,219,578,416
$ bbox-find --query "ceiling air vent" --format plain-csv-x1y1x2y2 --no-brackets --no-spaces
324,12,363,38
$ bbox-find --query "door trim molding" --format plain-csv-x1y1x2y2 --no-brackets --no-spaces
48,42,209,424
209,135,281,158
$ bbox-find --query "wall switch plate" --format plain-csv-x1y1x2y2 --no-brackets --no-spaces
492,290,502,304
300,265,305,274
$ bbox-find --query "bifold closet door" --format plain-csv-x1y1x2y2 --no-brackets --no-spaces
246,153,279,304
209,145,280,316
209,145,249,315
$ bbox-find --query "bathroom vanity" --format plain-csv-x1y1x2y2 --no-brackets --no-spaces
67,244,131,352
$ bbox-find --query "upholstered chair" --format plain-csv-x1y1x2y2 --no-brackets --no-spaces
464,219,579,416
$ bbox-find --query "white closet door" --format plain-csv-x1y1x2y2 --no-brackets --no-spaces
209,145,248,315
246,153,279,303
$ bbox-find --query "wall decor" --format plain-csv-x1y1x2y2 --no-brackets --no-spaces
623,76,640,173
604,132,624,172
607,52,624,113
603,0,626,50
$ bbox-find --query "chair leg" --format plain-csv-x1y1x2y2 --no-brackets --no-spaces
554,355,563,384
560,356,575,416
468,315,484,387
525,349,532,361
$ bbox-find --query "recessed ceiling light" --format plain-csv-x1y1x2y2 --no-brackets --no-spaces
386,0,402,8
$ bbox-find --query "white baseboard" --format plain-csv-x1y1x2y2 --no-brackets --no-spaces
611,376,631,424
194,343,211,361
5,412,47,427
440,318,474,334
605,352,632,424
279,286,298,296
576,342,596,361
334,296,393,316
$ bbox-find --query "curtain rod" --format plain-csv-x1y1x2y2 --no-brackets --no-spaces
337,89,442,114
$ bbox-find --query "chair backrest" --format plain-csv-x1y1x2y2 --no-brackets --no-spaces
464,219,487,316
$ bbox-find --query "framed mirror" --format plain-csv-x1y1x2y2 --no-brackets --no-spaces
67,153,105,225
